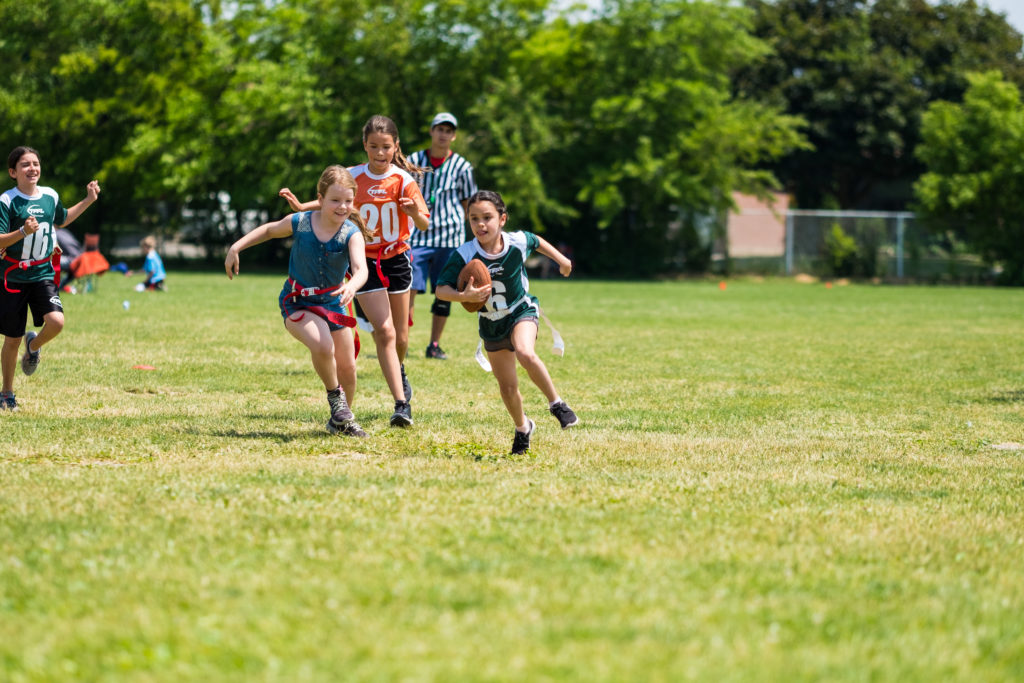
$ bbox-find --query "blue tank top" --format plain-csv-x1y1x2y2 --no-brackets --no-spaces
284,211,359,303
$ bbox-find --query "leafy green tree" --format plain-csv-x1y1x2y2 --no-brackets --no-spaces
469,0,806,275
914,70,1024,284
740,0,1024,209
0,0,224,233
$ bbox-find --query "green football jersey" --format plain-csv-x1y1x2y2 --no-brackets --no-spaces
0,186,67,283
438,231,541,341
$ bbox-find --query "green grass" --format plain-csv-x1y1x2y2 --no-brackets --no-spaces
2,273,1023,681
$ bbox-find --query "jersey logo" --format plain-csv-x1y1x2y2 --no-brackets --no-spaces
488,264,503,277
28,205,45,217
366,184,389,199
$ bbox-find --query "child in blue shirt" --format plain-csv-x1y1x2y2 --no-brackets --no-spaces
138,236,166,291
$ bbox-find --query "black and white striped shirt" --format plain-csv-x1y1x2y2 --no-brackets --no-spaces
408,150,477,249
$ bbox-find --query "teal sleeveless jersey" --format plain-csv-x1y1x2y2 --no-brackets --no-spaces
0,187,67,283
438,231,541,341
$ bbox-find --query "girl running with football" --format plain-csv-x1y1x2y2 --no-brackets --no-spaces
0,146,100,412
280,115,429,428
226,165,369,436
435,190,578,454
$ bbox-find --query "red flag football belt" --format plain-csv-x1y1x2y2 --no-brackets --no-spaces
3,253,60,294
373,241,410,288
283,277,356,328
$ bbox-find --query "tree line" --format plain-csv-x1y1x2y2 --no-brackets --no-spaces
1,0,1021,280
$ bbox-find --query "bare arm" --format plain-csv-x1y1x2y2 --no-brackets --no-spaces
332,233,368,306
224,215,294,279
398,197,430,231
535,236,572,277
279,188,320,212
0,216,40,251
59,181,101,227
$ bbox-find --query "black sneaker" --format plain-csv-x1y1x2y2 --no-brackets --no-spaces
425,342,448,360
327,417,368,437
390,400,413,427
400,364,413,402
549,401,579,429
511,419,535,455
0,392,17,412
21,331,40,376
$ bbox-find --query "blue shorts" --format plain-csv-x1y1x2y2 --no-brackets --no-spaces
411,246,455,294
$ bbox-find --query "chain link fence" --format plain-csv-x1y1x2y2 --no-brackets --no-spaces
724,208,989,281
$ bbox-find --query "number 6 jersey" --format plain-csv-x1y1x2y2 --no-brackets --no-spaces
0,186,66,283
438,231,542,342
349,163,429,261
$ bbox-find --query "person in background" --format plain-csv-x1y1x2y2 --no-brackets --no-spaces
407,112,477,360
135,236,166,291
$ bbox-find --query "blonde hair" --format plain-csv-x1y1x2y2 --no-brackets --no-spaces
361,115,428,175
317,165,370,239
140,236,156,251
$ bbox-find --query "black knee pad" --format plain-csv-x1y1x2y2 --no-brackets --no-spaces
430,298,451,317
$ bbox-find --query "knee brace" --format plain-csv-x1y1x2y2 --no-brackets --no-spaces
430,297,451,317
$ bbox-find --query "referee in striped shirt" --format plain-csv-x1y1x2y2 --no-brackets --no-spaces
408,112,478,360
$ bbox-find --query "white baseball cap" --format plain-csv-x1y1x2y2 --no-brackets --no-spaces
431,112,458,128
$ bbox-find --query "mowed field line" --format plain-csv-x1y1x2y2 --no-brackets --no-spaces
1,273,1023,681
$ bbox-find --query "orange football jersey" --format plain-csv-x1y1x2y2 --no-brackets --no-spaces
349,163,429,260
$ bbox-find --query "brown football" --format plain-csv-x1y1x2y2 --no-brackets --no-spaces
457,259,492,312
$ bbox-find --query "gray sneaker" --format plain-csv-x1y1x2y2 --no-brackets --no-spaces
327,387,353,423
21,331,40,376
327,417,368,437
0,391,18,412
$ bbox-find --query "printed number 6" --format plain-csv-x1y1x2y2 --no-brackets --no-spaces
486,280,507,312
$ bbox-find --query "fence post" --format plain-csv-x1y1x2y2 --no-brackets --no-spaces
896,215,905,280
785,212,794,275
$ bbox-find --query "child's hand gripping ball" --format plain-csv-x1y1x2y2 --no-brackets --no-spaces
457,259,492,313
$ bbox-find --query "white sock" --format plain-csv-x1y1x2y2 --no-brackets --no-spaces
516,419,531,433
548,398,562,409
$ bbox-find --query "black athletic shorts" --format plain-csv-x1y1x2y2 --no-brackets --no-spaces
0,279,63,337
358,252,412,294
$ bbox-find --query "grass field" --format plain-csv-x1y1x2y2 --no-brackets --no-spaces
2,272,1023,681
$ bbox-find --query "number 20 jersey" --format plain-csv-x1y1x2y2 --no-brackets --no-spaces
349,163,429,261
0,187,66,283
438,231,542,341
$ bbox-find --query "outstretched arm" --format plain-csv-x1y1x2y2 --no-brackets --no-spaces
59,180,101,227
535,236,572,277
225,215,293,279
279,188,320,212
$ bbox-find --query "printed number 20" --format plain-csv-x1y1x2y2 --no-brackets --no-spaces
360,202,401,244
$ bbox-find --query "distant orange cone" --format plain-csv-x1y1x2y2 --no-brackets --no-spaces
825,282,833,289
719,281,727,291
